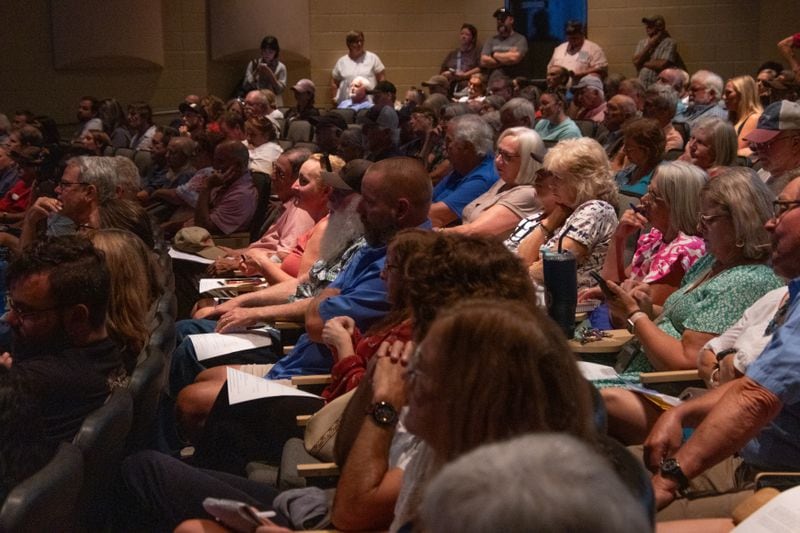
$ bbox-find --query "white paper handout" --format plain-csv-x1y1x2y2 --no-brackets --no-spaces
577,361,621,381
734,485,800,532
168,247,215,264
188,328,274,362
226,367,321,405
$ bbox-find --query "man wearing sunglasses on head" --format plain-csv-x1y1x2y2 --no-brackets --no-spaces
745,100,800,195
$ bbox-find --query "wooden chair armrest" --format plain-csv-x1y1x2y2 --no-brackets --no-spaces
213,233,251,250
297,462,339,477
296,414,313,427
275,320,305,330
639,370,700,384
291,374,333,386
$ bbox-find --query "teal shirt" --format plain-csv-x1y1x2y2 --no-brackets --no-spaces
594,254,784,388
534,118,582,142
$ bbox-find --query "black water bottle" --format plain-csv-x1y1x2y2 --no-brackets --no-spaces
542,248,577,339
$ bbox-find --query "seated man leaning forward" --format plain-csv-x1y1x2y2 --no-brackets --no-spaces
171,157,432,431
1,234,126,447
430,114,498,228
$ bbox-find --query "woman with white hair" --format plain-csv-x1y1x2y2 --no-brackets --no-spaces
444,127,543,238
681,116,738,178
516,137,619,288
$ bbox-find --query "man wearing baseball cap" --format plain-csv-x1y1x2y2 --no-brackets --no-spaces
366,80,397,110
572,74,607,123
283,78,321,136
633,14,680,87
480,7,528,78
746,100,800,194
421,75,450,97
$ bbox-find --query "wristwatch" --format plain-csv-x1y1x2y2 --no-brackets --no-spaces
366,401,398,427
659,458,690,496
626,310,647,333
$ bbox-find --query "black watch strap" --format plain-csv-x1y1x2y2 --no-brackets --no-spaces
660,458,690,496
366,401,398,427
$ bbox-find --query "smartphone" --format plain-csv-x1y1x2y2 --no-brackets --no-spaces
202,498,275,532
589,271,615,300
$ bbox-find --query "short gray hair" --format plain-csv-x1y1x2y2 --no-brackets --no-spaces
112,156,142,197
692,70,724,100
692,116,738,167
450,114,494,158
69,156,118,202
654,161,707,235
420,433,651,533
704,167,774,260
500,98,536,127
646,84,678,117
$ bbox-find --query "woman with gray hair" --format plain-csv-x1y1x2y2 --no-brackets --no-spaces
595,167,783,394
681,116,738,178
444,127,544,238
516,137,619,288
581,161,707,328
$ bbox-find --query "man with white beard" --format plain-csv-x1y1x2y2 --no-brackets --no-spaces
163,159,372,414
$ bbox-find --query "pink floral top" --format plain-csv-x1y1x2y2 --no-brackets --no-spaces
630,229,706,283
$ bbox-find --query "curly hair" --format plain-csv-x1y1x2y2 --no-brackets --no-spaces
544,137,618,207
404,232,538,337
418,299,595,462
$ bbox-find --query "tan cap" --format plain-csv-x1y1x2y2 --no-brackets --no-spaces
173,226,228,260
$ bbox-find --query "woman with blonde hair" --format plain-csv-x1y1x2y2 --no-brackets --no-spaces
723,75,762,157
445,127,544,238
89,229,156,371
517,137,618,288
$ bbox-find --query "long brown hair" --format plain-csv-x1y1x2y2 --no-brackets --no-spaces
423,299,595,462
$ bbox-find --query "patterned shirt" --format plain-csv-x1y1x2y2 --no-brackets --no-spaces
630,229,705,284
289,237,366,301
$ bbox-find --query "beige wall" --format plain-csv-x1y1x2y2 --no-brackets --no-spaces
1,0,798,130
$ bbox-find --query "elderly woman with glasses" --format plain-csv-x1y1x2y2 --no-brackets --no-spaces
514,137,619,288
581,161,707,327
443,127,543,238
595,168,783,394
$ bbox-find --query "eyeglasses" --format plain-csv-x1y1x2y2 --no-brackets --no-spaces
5,296,60,321
57,179,88,189
773,200,800,220
644,188,665,203
495,149,520,163
749,133,798,152
698,212,730,226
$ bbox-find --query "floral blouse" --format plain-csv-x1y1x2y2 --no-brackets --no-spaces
630,229,706,284
544,200,618,289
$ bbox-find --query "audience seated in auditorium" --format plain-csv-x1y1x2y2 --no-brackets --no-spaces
613,117,666,201
675,70,728,129
430,114,497,228
618,77,647,112
80,129,110,156
420,75,449,98
244,116,283,175
311,114,347,156
498,97,535,131
179,102,208,139
595,168,782,390
128,102,156,151
572,75,608,123
444,127,542,238
284,79,320,134
643,84,684,152
679,116,737,178
2,235,127,447
746,100,800,194
72,96,103,143
337,76,374,111
362,106,402,162
535,89,582,142
722,75,763,157
580,161,706,328
517,137,618,288
602,94,639,158
218,112,247,143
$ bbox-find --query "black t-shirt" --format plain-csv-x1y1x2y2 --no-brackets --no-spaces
13,338,126,446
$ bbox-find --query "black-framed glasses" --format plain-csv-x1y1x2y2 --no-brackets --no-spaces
5,296,60,320
773,200,800,220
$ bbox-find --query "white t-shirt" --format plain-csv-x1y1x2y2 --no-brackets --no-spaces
248,141,283,175
547,39,608,75
331,51,385,104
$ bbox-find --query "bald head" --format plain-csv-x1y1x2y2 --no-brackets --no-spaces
605,95,638,131
656,68,685,94
358,157,432,246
